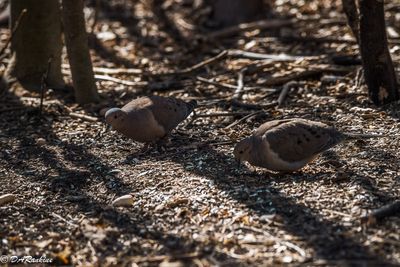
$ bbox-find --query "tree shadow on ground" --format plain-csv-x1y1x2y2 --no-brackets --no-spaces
152,144,394,265
0,106,241,265
349,145,400,204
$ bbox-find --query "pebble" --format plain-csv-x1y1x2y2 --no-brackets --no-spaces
112,194,134,207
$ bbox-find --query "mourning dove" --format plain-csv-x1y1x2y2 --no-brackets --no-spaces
105,96,197,143
234,118,383,172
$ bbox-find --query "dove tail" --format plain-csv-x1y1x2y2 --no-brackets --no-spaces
186,100,197,112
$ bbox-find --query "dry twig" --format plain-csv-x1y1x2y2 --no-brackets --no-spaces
130,252,202,263
277,81,299,107
149,50,228,77
94,74,147,87
93,66,142,75
196,76,269,92
232,70,245,100
51,212,78,227
69,112,99,122
227,49,317,61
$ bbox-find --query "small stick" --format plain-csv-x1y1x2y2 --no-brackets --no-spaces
196,76,269,92
186,111,252,126
232,70,245,100
131,252,202,263
148,50,228,77
354,67,364,89
39,57,53,115
196,76,237,89
205,140,236,146
225,111,264,129
361,200,400,225
63,64,142,75
51,212,78,227
94,74,147,87
69,112,99,122
281,241,307,258
260,69,322,87
92,66,142,75
277,81,298,107
0,8,27,59
227,49,315,61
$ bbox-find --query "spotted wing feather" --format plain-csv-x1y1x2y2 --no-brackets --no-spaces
262,119,344,162
149,96,197,133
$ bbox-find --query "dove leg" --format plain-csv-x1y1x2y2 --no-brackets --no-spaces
153,136,173,151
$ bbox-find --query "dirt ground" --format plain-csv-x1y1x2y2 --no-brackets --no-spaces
1,0,400,266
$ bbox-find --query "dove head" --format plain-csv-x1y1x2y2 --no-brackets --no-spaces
105,108,127,128
233,137,253,163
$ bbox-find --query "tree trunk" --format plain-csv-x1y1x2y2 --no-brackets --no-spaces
62,0,99,104
209,0,266,27
359,0,399,105
5,0,64,91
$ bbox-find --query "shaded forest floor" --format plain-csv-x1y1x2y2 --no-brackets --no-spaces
1,0,400,266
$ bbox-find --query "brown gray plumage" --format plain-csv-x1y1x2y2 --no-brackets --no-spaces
234,118,383,172
105,96,197,143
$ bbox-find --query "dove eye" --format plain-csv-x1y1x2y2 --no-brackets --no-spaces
114,115,117,119
239,151,243,154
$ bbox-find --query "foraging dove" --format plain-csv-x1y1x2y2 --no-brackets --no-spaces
234,118,383,172
105,96,197,143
